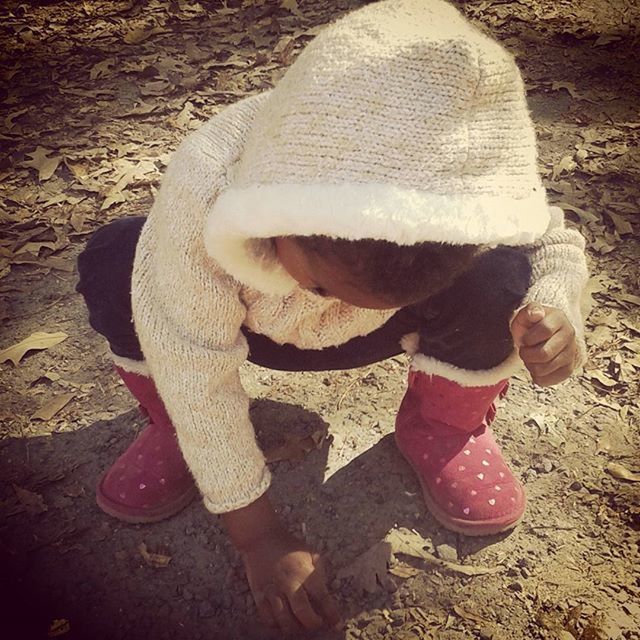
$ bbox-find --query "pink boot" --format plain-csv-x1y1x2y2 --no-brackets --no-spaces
96,364,198,523
395,370,525,536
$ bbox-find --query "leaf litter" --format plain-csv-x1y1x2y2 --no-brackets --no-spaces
0,0,639,638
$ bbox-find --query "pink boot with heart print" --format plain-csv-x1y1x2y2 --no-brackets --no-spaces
395,370,525,536
96,364,198,523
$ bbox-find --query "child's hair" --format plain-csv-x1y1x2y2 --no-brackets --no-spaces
292,235,479,306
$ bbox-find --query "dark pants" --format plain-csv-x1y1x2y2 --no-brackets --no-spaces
76,217,532,373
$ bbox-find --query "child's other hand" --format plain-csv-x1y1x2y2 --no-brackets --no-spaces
510,303,579,386
240,528,341,635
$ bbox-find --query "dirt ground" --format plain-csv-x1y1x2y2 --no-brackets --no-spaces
1,1,639,639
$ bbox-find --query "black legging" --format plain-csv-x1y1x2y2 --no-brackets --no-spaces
76,217,532,372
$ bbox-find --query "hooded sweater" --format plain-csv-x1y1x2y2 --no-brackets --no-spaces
129,1,589,513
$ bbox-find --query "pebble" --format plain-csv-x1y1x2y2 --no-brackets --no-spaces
569,480,583,491
508,581,524,592
436,543,458,562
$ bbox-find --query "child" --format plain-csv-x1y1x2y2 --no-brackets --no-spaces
76,0,588,633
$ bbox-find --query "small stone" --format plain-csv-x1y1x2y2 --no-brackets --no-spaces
569,480,583,491
508,581,524,592
542,459,554,473
435,543,458,562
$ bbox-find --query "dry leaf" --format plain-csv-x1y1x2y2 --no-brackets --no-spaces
453,604,491,625
587,370,619,388
89,58,116,80
606,211,633,236
13,484,48,515
336,541,394,593
123,25,165,45
5,107,29,131
551,81,579,99
605,462,640,482
385,528,501,577
138,542,172,567
0,331,68,366
389,563,422,579
32,393,74,421
264,428,326,463
47,618,71,637
552,156,576,180
22,147,63,181
593,34,622,47
280,0,304,19
556,202,599,224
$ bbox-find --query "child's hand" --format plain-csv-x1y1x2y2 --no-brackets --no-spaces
240,528,341,635
510,303,579,386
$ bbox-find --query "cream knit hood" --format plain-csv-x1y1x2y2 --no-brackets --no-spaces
204,0,551,296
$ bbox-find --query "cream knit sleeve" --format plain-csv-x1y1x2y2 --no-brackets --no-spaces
131,100,271,514
521,206,590,369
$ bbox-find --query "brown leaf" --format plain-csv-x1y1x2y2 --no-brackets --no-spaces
123,25,165,45
138,542,172,568
32,393,74,421
89,58,116,80
586,369,618,388
385,528,501,577
0,331,68,366
47,618,71,637
606,211,633,236
264,428,327,463
336,541,394,593
556,202,599,224
453,604,491,625
605,462,640,482
13,484,48,515
280,0,304,18
388,563,422,579
22,147,63,181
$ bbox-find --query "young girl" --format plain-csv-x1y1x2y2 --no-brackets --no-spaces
76,0,588,633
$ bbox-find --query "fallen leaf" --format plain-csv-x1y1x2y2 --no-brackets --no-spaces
5,107,29,131
123,25,165,45
605,462,640,482
385,528,501,576
586,370,619,388
47,618,70,638
551,81,579,99
89,57,116,80
13,484,48,515
264,428,327,463
32,393,74,421
552,156,576,180
453,604,491,625
606,211,633,236
22,147,63,181
336,540,394,593
0,331,68,366
280,0,304,18
138,542,172,567
556,202,599,224
389,563,422,579
593,34,622,47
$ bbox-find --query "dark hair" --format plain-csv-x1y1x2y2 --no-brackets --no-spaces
292,235,479,306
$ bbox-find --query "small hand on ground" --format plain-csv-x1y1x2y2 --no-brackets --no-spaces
241,528,342,636
510,303,579,386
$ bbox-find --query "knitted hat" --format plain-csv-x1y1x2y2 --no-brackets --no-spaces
204,0,551,295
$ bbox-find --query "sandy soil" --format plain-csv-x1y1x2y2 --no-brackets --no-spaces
1,1,639,639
